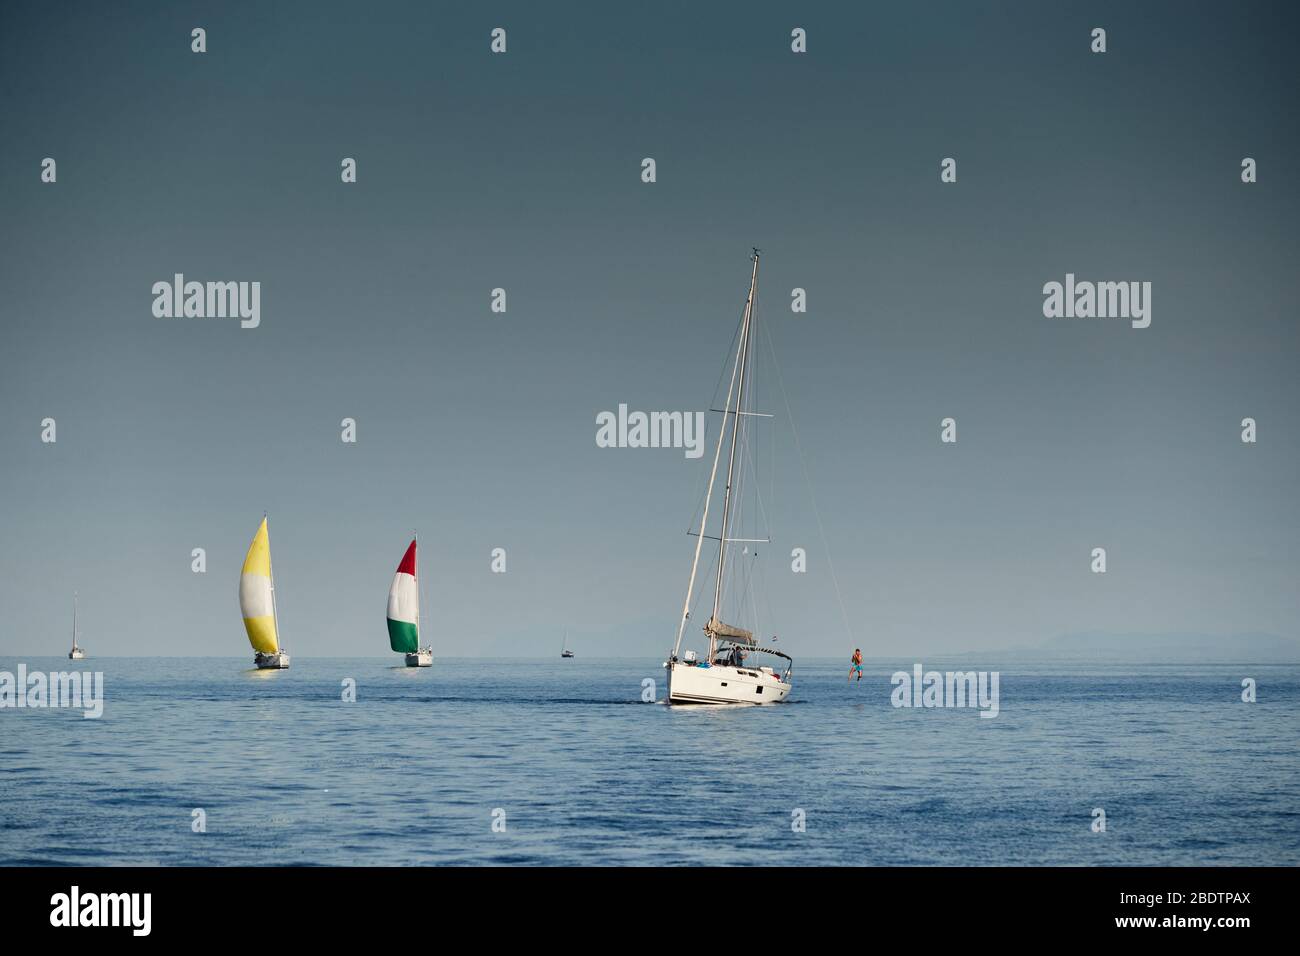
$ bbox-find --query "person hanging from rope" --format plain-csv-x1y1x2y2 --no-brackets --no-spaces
848,648,863,683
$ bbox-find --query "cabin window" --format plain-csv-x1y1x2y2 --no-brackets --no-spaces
756,686,763,694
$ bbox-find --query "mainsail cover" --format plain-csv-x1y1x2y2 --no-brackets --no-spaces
239,517,279,653
705,616,755,645
387,539,419,653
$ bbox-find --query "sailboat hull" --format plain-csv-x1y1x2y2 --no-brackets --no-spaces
68,649,85,661
254,651,290,669
404,649,432,667
665,660,791,705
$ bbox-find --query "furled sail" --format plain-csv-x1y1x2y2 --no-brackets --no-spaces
239,517,279,653
705,617,755,645
387,538,419,653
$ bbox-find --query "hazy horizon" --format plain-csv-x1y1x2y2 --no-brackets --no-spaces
8,628,1299,663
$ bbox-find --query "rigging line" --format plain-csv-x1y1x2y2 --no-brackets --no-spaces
727,516,754,617
763,305,777,522
739,553,756,632
738,545,760,637
729,294,766,633
737,405,772,547
710,257,758,654
675,277,749,662
687,303,750,536
688,561,715,634
754,537,777,642
735,449,766,635
720,448,746,621
760,314,856,648
723,361,773,627
711,304,747,410
737,402,778,641
748,286,778,528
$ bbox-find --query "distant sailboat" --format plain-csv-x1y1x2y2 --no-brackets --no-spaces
388,535,431,667
240,514,290,669
665,250,793,704
561,633,574,659
68,592,85,660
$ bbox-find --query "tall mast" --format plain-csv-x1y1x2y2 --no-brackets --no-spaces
671,253,755,661
266,512,280,651
72,591,78,651
413,531,420,642
709,250,760,663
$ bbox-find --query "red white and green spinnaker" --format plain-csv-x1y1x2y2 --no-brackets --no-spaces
387,538,420,653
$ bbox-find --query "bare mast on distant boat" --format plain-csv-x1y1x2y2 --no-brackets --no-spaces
68,592,85,660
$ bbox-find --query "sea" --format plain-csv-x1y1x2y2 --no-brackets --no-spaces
1,656,1297,866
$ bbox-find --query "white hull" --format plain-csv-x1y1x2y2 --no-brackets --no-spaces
405,648,432,667
666,659,791,705
255,650,290,669
68,648,85,661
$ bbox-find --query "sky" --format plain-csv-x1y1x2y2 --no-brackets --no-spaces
1,1,1296,658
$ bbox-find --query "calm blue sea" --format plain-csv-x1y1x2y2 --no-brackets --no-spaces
1,656,1297,866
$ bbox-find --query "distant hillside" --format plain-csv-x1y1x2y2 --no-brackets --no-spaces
1011,631,1300,662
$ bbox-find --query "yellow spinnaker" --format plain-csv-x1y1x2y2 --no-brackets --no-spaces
239,517,279,653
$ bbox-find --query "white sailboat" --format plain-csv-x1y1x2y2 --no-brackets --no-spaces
388,534,431,667
240,514,290,669
68,592,85,660
665,250,793,704
561,633,575,659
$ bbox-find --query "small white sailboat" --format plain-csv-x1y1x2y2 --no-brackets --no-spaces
561,633,575,659
388,534,431,667
240,514,290,669
406,647,433,666
666,250,793,704
68,592,86,660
